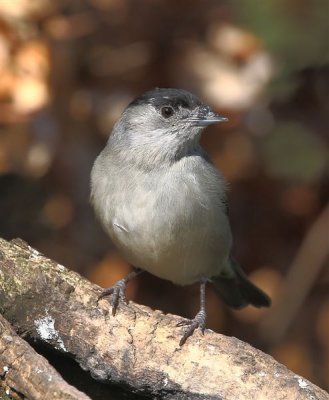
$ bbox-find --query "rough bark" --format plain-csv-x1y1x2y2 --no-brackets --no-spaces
0,314,90,400
0,237,327,400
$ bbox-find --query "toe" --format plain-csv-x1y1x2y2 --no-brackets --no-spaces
97,287,114,302
176,319,191,327
111,289,121,315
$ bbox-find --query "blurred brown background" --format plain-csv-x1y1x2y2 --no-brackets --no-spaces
0,0,328,391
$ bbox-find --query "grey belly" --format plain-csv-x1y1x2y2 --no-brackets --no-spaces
108,198,231,285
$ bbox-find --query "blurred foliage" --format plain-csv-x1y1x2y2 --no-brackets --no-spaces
234,0,329,98
262,122,327,182
0,0,328,392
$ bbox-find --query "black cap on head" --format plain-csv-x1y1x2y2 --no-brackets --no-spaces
129,88,202,111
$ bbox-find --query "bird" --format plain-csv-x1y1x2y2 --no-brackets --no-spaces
90,88,270,345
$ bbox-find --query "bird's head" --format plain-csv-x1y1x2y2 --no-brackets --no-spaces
109,88,228,164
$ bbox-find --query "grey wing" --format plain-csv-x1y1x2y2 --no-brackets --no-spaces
222,195,229,216
199,148,229,216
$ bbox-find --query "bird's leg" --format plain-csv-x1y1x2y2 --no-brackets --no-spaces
97,267,143,316
177,278,207,346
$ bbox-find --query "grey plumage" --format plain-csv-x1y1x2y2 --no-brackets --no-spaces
91,88,270,342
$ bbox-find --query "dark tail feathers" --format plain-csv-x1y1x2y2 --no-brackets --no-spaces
212,258,271,309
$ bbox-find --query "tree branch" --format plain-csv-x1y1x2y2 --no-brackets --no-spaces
0,238,327,400
0,314,90,400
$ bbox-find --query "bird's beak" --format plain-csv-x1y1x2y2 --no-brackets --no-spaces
189,106,228,127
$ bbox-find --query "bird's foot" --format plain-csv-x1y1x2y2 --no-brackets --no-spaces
177,309,206,346
97,268,142,316
98,278,128,316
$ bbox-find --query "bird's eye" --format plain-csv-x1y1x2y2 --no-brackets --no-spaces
161,106,175,118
